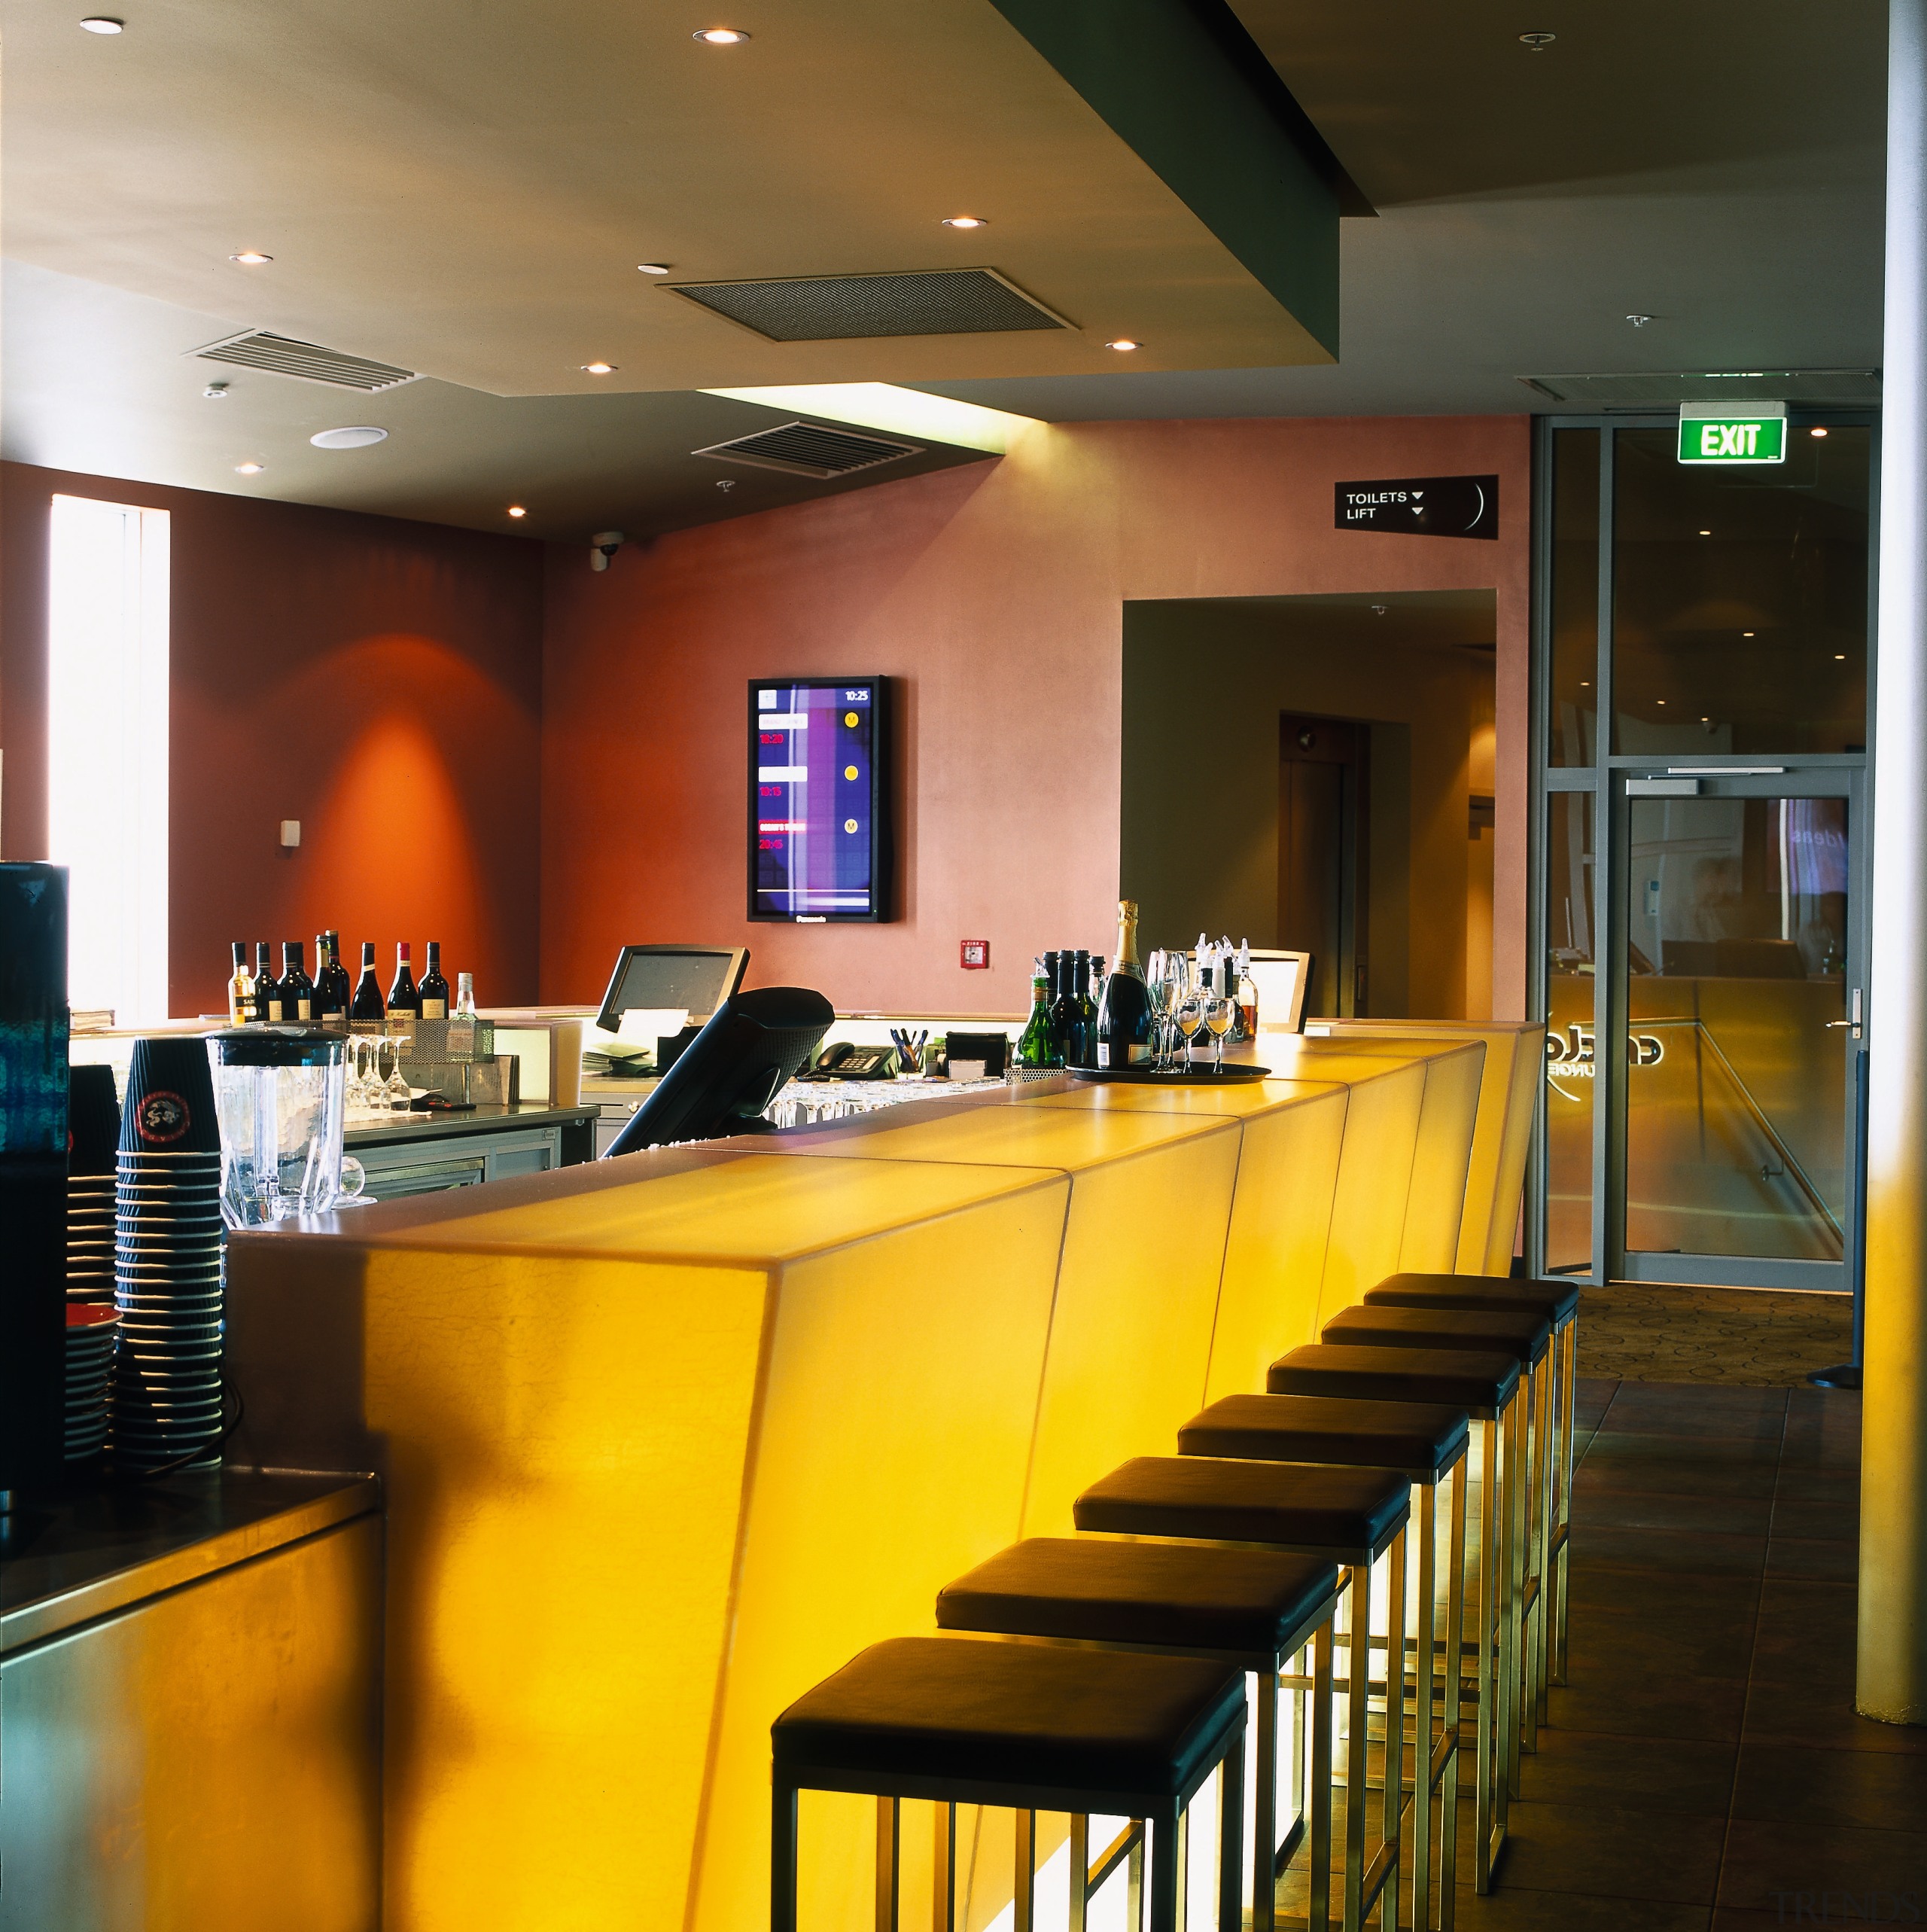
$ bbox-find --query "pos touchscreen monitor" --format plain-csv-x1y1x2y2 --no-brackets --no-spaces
749,676,890,922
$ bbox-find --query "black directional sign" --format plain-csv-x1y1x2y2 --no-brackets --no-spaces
1335,474,1499,541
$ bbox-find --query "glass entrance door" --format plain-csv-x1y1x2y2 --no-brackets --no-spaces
1614,771,1859,1288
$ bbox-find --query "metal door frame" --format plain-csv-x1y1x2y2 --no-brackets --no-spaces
1527,412,1877,1289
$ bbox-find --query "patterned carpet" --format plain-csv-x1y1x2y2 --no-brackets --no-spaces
1575,1281,1853,1386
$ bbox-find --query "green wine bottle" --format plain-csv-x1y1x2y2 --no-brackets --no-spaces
1017,961,1058,1068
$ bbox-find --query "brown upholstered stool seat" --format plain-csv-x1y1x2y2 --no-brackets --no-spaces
938,1537,1338,1655
1074,1455,1410,1562
1180,1393,1469,1479
1268,1343,1519,1415
1363,1273,1581,1325
1321,1303,1551,1366
771,1635,1250,1932
773,1634,1245,1794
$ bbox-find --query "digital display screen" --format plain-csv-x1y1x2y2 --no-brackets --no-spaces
749,677,888,922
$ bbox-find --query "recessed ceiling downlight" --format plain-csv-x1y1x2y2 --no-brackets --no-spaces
230,251,273,266
234,462,265,475
693,26,749,41
942,216,988,230
79,16,123,31
310,425,388,449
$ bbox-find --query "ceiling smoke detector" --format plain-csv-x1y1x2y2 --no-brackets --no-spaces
1518,31,1556,50
310,425,388,449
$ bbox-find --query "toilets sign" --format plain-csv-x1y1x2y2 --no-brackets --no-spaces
1335,474,1499,539
1678,402,1787,465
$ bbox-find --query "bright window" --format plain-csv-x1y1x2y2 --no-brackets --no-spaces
47,494,171,1024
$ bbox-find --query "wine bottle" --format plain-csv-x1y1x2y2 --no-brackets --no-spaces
315,932,352,1028
1235,939,1258,1041
1096,900,1154,1069
1047,951,1079,1067
227,941,255,1025
418,940,450,1019
254,941,283,1023
388,942,420,1028
281,940,315,1023
1064,950,1097,1068
1015,960,1058,1068
350,941,386,1028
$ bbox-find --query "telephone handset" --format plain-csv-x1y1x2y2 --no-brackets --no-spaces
807,1042,898,1080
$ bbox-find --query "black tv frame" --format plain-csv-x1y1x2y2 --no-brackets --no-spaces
747,675,892,923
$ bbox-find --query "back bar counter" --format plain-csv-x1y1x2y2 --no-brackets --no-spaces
224,1022,1539,1931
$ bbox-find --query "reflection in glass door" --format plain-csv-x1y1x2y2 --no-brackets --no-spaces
1617,776,1857,1287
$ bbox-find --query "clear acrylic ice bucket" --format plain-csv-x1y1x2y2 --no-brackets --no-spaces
208,1025,366,1228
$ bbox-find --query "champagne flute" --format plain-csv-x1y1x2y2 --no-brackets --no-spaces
1158,955,1189,1068
1144,975,1170,1073
1175,992,1204,1068
383,1036,413,1110
1204,995,1235,1074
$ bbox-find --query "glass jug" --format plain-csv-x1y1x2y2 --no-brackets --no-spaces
208,1025,366,1228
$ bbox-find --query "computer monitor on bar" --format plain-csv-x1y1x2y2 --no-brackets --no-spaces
594,945,749,1036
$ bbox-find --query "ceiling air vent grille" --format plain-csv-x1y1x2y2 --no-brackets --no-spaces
693,421,923,479
191,331,420,392
665,268,1070,341
1522,369,1880,406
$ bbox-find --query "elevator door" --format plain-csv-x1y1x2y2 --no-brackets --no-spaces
1613,770,1861,1289
1279,715,1368,1018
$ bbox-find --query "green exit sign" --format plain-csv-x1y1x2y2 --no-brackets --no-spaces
1678,405,1788,465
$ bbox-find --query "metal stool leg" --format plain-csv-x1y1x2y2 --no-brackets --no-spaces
1149,1807,1180,1932
1379,1528,1406,1932
876,1796,900,1932
1442,1457,1466,1932
1255,1663,1279,1932
1219,1717,1246,1932
1070,1815,1090,1932
1504,1386,1527,1804
1521,1363,1545,1754
773,1781,800,1932
1551,1318,1575,1687
1473,1413,1500,1893
1344,1564,1369,1932
1310,1623,1334,1932
1412,1479,1437,1932
934,1804,956,1932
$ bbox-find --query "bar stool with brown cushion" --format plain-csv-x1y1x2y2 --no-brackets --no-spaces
772,1635,1247,1932
1265,1346,1519,1895
1177,1396,1470,1932
1317,1306,1551,1773
1073,1456,1410,1932
1361,1275,1583,1695
936,1539,1341,1932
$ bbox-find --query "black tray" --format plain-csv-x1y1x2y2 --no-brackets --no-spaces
1070,1063,1271,1084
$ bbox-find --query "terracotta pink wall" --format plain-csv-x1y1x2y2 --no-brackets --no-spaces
540,414,1532,1019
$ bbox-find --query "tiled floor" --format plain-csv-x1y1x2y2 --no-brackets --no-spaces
1440,1376,1927,1932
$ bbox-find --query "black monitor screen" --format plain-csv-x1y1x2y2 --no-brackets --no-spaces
595,946,749,1034
749,677,889,922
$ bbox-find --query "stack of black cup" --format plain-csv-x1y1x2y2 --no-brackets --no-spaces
65,1301,117,1461
66,1062,120,1307
112,1038,225,1469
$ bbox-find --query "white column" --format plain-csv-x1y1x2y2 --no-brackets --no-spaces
1862,0,1927,1726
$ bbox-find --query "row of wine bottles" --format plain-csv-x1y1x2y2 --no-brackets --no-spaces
227,934,475,1032
1014,902,1259,1070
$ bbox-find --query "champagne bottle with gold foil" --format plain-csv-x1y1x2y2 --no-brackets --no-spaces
1096,900,1153,1069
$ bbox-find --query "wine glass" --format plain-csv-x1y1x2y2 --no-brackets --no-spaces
1204,995,1235,1074
1156,955,1187,1068
1144,975,1171,1074
382,1036,413,1110
345,1037,373,1113
1174,992,1204,1068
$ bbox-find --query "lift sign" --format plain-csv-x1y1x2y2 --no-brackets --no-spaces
1677,415,1786,465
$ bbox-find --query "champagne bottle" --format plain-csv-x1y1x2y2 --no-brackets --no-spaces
315,932,352,1028
1016,960,1058,1068
350,941,386,1028
419,940,450,1019
281,940,315,1023
1096,900,1154,1069
227,941,255,1025
388,943,420,1029
254,941,283,1023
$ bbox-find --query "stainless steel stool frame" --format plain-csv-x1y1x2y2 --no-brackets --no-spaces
940,1591,1339,1932
1076,1525,1408,1932
773,1716,1247,1932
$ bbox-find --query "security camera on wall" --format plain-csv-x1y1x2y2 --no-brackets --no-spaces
590,530,626,571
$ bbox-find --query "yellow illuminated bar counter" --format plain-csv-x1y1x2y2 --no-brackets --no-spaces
224,1023,1536,1932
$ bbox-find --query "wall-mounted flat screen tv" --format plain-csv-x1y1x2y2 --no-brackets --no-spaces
748,676,892,922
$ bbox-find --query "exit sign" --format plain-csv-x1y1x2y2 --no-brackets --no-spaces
1678,404,1787,465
